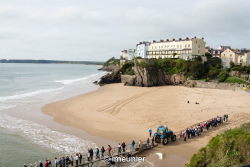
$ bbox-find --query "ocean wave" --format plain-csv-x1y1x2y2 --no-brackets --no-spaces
0,114,96,154
0,87,64,103
54,73,102,85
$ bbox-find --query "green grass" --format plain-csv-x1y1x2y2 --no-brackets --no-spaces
188,122,250,167
224,76,248,84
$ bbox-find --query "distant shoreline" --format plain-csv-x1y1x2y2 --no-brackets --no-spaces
0,59,104,65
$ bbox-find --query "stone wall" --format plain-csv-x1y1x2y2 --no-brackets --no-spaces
184,80,249,91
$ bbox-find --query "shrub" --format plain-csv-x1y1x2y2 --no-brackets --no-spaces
188,122,250,167
121,62,134,75
225,77,248,84
218,69,229,82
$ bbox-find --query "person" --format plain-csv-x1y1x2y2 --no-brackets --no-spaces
87,150,91,162
147,138,150,146
70,155,74,166
131,140,135,152
117,143,121,155
96,147,100,159
224,114,228,122
148,129,153,137
39,161,43,167
54,157,58,167
182,130,187,141
138,140,142,150
30,164,33,167
152,137,155,146
44,160,49,167
89,148,94,161
79,153,82,165
107,145,112,156
186,128,190,138
121,142,126,152
34,162,38,167
65,156,70,166
101,146,105,158
75,153,79,166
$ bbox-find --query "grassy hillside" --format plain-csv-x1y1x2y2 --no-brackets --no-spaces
188,122,250,167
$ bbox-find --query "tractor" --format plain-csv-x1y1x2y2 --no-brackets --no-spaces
154,125,176,145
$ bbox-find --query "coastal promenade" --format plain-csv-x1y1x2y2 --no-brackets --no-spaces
25,114,229,167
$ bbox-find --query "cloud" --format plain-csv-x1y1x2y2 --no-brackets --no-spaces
0,0,250,61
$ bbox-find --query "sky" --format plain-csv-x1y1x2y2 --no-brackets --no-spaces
0,0,250,61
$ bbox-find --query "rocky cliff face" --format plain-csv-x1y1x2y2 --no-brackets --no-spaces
98,69,121,86
121,65,187,87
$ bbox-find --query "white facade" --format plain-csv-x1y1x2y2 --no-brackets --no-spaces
221,49,250,68
120,49,136,60
147,37,206,60
136,42,150,58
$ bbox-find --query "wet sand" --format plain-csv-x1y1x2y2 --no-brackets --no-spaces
43,83,250,166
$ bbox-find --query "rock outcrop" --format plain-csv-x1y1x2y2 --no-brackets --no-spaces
121,65,187,87
98,69,121,86
121,75,136,86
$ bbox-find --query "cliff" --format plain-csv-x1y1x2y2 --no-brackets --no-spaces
121,65,186,87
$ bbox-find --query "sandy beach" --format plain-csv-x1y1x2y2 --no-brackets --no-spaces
43,83,250,166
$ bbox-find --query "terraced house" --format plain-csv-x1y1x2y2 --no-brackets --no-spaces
146,37,206,60
221,48,250,68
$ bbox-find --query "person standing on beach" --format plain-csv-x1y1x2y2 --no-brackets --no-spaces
70,155,74,166
79,153,82,165
147,138,150,146
89,148,94,161
87,150,91,162
107,145,112,156
101,146,105,158
138,140,142,150
39,161,43,167
96,147,100,159
148,129,153,137
117,143,121,155
75,153,79,166
54,157,58,167
131,140,135,152
121,142,126,152
152,137,155,146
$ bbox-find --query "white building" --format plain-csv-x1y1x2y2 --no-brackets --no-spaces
221,49,250,68
147,37,206,60
136,41,150,58
120,49,136,60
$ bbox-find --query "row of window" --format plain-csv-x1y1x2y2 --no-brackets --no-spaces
147,50,192,55
150,44,191,50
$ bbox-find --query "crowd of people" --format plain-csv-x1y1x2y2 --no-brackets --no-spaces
23,139,148,167
24,114,228,167
180,114,229,141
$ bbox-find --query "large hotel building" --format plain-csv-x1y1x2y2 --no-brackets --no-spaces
146,37,206,60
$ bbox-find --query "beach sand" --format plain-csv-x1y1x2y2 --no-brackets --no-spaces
43,83,250,166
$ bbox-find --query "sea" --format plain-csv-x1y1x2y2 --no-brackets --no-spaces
0,63,106,167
